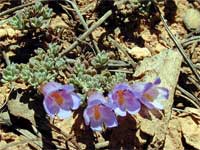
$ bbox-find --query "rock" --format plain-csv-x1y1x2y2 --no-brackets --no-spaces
0,28,7,38
154,43,167,53
127,46,151,60
183,8,200,31
164,118,184,150
133,49,183,149
179,115,200,149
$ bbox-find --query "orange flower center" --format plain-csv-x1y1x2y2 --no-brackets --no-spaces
117,90,125,105
94,105,101,120
143,89,158,102
50,92,64,105
143,93,154,101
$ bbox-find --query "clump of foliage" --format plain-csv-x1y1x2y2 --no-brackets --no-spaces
2,41,126,91
114,0,155,16
2,43,68,87
1,63,20,83
69,61,127,93
91,51,109,69
9,1,52,30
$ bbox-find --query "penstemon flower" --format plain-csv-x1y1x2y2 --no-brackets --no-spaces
41,82,81,119
108,83,141,117
83,92,118,131
131,78,169,109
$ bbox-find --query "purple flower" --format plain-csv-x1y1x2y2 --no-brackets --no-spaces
83,92,118,131
108,83,141,117
132,78,169,109
41,82,81,119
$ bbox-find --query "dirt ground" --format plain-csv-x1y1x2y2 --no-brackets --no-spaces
0,0,200,150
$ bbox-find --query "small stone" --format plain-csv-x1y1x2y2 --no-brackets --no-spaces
128,46,151,60
183,8,200,31
114,27,121,36
50,15,68,29
6,28,15,37
154,43,167,53
0,28,7,38
176,103,184,108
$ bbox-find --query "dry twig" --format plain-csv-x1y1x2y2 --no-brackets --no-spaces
152,1,200,82
159,13,200,82
176,85,200,108
95,141,109,149
2,51,10,65
0,2,35,17
0,138,40,150
60,10,112,56
182,35,200,47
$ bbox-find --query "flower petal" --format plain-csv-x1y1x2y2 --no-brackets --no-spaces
157,87,169,100
114,107,127,116
62,85,75,93
91,125,103,131
90,118,103,131
59,91,73,110
88,92,107,106
42,82,62,95
43,96,59,117
112,83,130,92
126,98,141,115
83,109,91,125
108,93,114,103
71,93,81,110
153,77,161,85
140,98,155,109
57,109,72,119
132,82,153,94
100,107,118,128
151,101,164,109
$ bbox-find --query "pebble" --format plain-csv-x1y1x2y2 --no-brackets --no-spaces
183,8,200,31
127,46,151,60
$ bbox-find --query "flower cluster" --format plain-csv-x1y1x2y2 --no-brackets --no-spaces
41,78,169,131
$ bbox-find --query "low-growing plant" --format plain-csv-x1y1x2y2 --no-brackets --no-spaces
91,51,109,69
69,61,127,93
1,63,20,83
9,1,52,30
2,43,68,87
114,0,155,16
